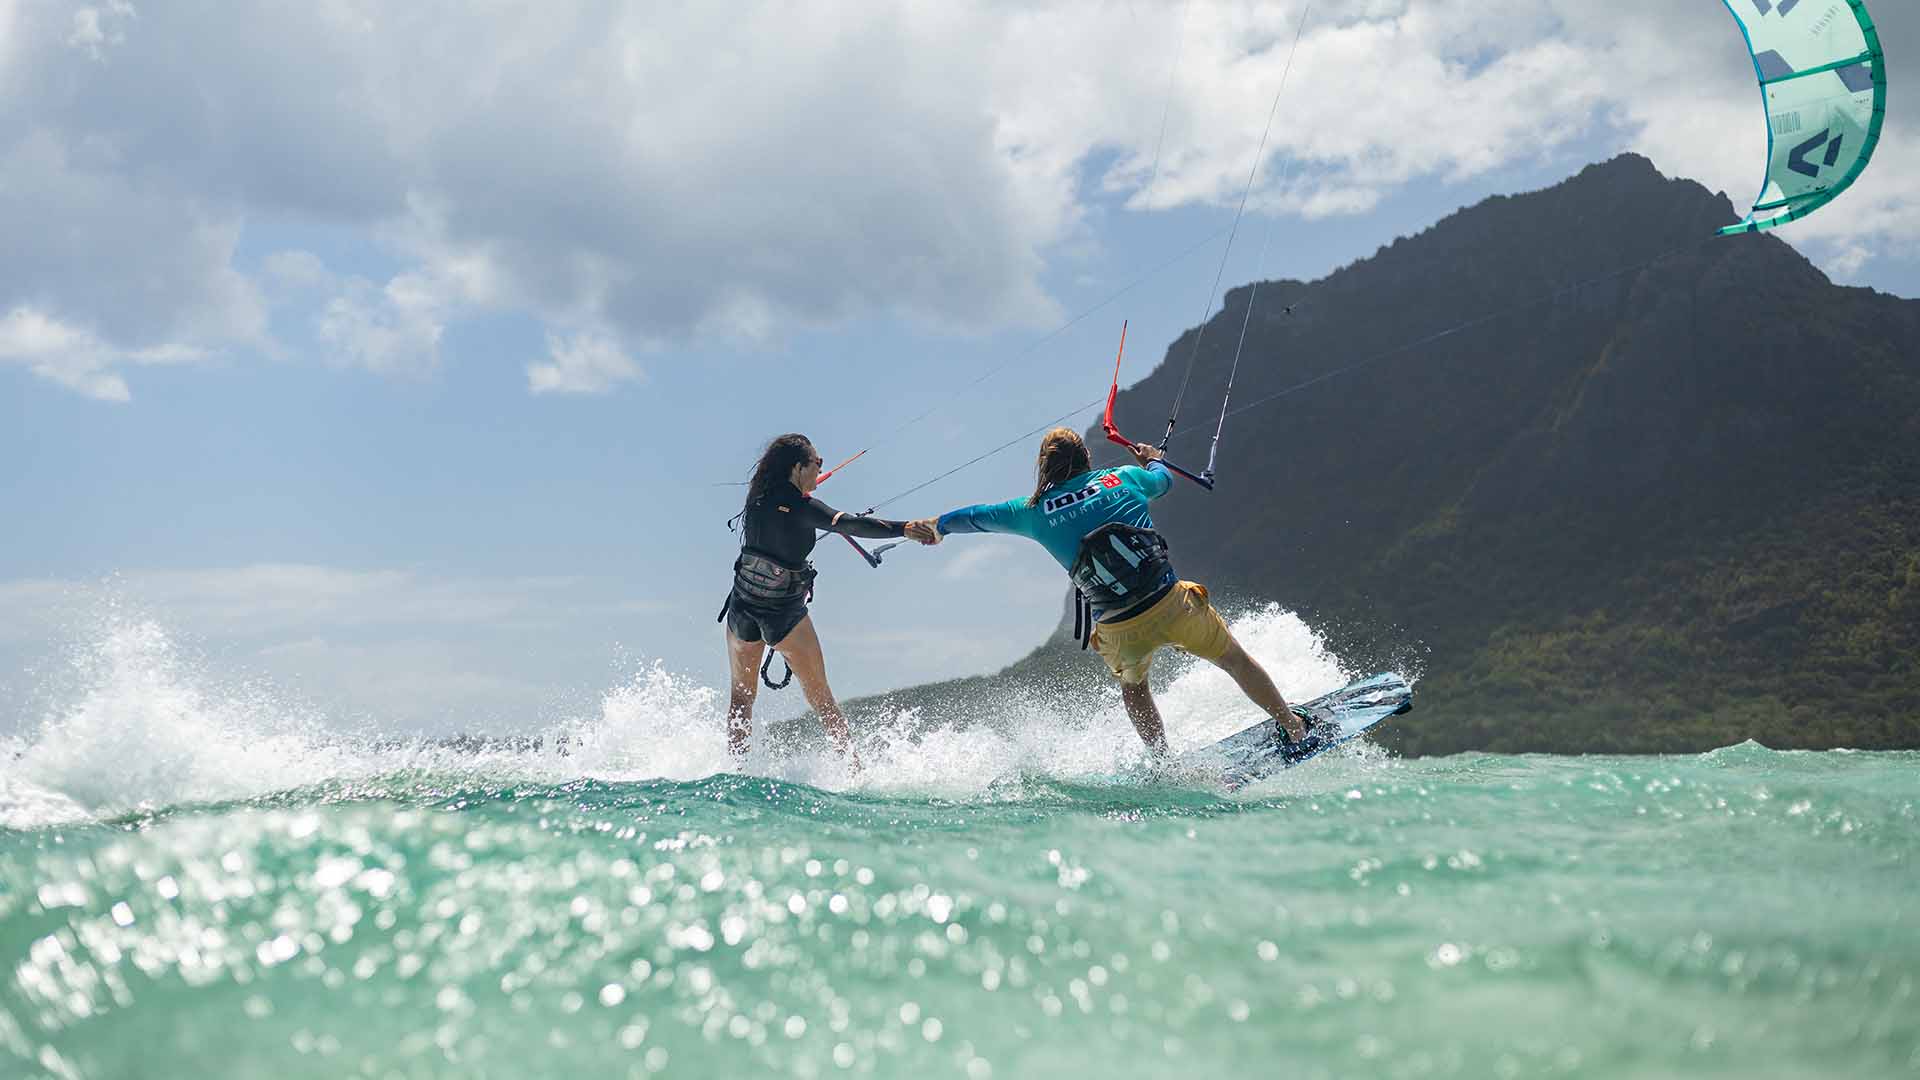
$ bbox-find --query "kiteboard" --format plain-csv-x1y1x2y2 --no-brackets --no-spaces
1182,672,1412,790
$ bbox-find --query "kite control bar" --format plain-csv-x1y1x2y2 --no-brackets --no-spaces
1102,321,1215,490
840,534,882,567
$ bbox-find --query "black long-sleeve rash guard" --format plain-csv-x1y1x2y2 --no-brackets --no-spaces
740,481,906,567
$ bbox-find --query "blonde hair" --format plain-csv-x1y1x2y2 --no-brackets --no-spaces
1029,428,1092,505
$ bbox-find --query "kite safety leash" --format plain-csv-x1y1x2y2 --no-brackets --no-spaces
760,650,793,690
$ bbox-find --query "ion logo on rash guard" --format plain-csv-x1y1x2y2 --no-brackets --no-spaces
1042,484,1102,514
1042,472,1123,514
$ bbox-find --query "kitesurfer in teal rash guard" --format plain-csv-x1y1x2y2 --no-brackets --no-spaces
905,428,1320,759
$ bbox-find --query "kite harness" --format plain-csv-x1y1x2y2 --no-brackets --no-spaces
714,550,817,689
1066,521,1177,649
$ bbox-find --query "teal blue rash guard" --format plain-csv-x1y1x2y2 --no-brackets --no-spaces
935,461,1177,619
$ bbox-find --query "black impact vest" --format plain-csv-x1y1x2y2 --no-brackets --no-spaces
1068,522,1174,619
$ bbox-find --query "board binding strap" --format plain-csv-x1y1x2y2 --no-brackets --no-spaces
1180,672,1415,791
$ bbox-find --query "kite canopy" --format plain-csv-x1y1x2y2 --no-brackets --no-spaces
1719,0,1886,235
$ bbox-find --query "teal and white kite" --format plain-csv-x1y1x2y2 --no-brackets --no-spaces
1719,0,1886,234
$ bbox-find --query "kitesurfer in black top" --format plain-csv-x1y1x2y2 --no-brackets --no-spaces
722,433,909,767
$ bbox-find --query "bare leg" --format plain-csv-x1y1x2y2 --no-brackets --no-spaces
770,615,859,766
724,627,765,757
1120,680,1171,757
1206,637,1306,741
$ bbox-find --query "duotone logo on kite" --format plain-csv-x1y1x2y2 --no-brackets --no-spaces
1750,0,1803,15
1788,129,1846,178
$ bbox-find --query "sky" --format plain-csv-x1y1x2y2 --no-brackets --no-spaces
4,0,1917,735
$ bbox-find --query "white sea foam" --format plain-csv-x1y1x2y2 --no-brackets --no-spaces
847,602,1359,796
2,618,356,828
1,603,1389,828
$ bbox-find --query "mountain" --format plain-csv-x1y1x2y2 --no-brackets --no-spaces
847,155,1920,755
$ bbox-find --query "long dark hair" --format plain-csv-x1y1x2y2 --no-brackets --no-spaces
744,433,816,513
1029,427,1092,505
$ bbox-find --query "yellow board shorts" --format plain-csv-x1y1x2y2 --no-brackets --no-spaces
1089,581,1232,685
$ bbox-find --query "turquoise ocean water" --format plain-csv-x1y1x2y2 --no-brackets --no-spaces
3,617,1915,1079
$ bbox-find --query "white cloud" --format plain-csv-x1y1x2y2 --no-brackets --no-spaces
528,331,644,395
307,196,520,376
0,124,265,398
262,250,332,292
2,0,1913,401
65,1,132,60
0,306,204,402
317,273,447,377
0,307,124,401
1822,243,1875,283
1293,184,1385,221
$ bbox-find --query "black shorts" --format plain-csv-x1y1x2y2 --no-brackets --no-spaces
726,592,809,647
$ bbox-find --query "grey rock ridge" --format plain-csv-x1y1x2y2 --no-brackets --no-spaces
845,155,1920,755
